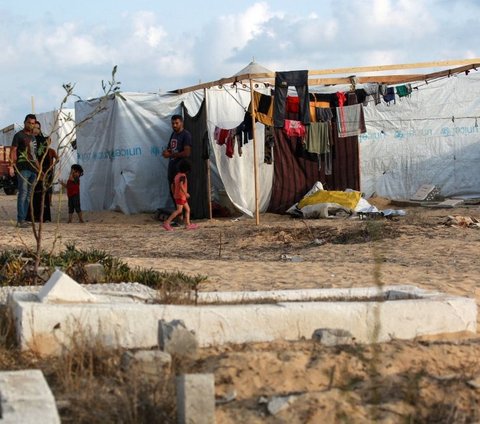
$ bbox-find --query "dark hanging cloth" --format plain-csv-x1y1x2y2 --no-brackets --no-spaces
264,126,274,164
273,70,310,127
267,92,361,214
328,92,361,190
182,100,209,219
267,127,326,214
383,87,396,104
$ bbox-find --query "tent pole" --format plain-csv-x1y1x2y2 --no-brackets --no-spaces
249,79,260,225
204,88,213,220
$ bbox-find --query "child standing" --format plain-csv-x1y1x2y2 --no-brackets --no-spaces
59,164,84,223
163,160,198,231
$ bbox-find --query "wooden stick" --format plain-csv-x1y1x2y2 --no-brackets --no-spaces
204,88,213,220
172,59,480,94
249,79,260,225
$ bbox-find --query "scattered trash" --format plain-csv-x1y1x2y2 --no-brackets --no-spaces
280,254,303,262
357,209,406,220
467,377,480,389
267,395,299,415
258,396,269,405
215,389,237,405
382,209,406,218
443,215,480,228
312,238,326,246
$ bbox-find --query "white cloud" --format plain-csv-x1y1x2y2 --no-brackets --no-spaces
41,22,113,66
131,11,167,48
1,0,480,125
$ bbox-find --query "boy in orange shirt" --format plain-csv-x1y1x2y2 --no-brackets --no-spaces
163,160,198,231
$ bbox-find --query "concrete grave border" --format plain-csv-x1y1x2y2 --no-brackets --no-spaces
9,285,477,356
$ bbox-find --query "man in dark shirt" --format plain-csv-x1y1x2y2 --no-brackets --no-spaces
162,114,192,206
9,114,39,227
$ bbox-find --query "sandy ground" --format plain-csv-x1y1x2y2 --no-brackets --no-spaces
1,192,480,422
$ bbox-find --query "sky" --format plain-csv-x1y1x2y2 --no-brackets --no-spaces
1,0,479,126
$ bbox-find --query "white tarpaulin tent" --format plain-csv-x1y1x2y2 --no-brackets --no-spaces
36,109,77,187
75,89,273,215
75,92,202,213
361,73,480,199
205,86,273,216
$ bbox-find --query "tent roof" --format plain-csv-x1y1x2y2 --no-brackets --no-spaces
172,58,480,94
232,60,273,77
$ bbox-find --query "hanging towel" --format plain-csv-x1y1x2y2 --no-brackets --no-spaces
336,104,367,138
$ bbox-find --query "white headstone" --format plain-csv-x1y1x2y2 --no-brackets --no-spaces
37,269,97,303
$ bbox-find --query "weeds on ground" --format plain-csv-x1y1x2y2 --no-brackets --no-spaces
45,327,177,423
0,244,207,304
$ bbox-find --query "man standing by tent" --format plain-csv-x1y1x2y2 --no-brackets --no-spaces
162,114,192,206
9,114,39,227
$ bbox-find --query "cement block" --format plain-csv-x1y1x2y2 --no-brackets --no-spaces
312,328,354,346
37,269,97,304
158,320,198,358
121,350,171,377
0,369,60,423
84,263,106,283
176,374,215,424
267,395,298,415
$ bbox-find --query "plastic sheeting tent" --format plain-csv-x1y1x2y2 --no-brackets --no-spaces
361,73,480,199
74,67,480,216
36,109,77,187
74,89,273,215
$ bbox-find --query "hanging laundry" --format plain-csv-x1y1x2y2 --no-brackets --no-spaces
336,91,347,107
396,84,412,98
363,83,381,106
214,127,230,145
315,107,334,123
283,119,307,139
273,70,310,127
309,96,331,122
306,122,330,155
253,91,274,126
286,96,300,114
264,126,275,164
214,126,238,158
382,87,396,105
355,89,367,104
335,91,348,138
336,104,367,138
225,133,235,158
